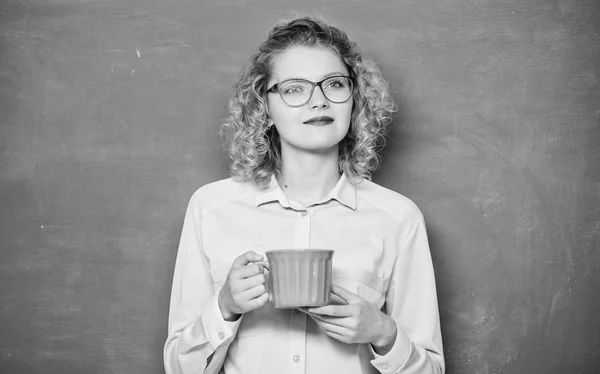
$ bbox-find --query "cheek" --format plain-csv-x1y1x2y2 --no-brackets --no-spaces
268,101,297,124
341,103,353,127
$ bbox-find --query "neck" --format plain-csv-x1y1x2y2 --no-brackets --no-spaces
277,146,341,206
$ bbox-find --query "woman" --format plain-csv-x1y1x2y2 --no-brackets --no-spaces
164,15,444,374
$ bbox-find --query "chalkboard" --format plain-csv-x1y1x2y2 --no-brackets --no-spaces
1,0,599,373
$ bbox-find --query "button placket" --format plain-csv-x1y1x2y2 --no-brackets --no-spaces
289,208,309,373
293,208,311,248
288,309,307,374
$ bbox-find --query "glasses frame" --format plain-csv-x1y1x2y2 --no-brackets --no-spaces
267,75,354,108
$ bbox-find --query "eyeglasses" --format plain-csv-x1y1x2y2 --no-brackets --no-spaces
267,75,353,107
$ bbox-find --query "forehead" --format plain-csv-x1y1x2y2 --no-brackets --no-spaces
269,46,348,82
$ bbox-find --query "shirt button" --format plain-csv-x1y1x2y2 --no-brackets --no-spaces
218,332,225,340
293,354,300,363
301,210,308,217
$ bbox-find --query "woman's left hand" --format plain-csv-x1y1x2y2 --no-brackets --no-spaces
300,285,397,354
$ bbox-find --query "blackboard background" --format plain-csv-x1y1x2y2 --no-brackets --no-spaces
1,0,599,373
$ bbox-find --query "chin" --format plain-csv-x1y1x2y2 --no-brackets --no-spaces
298,141,342,153
281,131,348,153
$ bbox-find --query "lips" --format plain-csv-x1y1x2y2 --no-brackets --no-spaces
303,116,334,125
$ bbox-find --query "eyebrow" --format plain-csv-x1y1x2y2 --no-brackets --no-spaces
277,71,348,82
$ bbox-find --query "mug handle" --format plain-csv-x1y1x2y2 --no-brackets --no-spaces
256,261,272,302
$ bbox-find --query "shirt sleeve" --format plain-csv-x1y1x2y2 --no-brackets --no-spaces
164,196,242,374
369,211,445,374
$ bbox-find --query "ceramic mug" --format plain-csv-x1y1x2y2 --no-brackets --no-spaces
265,249,334,308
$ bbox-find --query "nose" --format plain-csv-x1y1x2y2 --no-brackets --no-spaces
308,86,329,109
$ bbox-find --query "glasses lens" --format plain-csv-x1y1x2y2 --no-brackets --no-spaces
321,77,353,103
276,77,353,106
278,80,314,106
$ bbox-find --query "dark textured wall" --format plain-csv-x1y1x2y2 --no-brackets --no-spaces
1,1,598,373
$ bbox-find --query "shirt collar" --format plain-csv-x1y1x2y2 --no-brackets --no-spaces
254,176,291,208
254,173,357,210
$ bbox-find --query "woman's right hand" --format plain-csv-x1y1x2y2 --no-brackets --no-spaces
218,251,269,321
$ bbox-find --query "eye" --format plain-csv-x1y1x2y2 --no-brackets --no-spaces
281,81,311,95
325,78,348,89
283,85,305,94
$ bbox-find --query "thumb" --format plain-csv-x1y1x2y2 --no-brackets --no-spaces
331,285,363,304
233,250,264,267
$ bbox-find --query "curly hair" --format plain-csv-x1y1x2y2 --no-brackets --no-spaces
220,15,396,190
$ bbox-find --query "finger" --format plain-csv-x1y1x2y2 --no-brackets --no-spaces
309,317,351,343
306,312,353,328
230,273,266,292
232,263,265,279
305,304,354,317
232,251,264,267
245,292,269,311
255,261,269,271
331,285,363,304
239,283,268,301
313,318,348,336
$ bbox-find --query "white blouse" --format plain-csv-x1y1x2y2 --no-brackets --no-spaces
164,174,444,374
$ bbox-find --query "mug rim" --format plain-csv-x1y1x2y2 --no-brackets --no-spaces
265,249,334,255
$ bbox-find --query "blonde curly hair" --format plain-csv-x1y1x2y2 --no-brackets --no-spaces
220,15,396,190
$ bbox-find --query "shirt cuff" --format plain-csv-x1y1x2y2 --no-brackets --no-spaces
197,292,242,350
370,319,412,374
